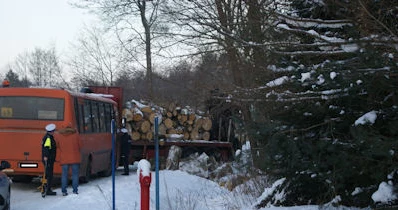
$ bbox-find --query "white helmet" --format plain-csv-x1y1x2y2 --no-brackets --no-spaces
45,124,56,132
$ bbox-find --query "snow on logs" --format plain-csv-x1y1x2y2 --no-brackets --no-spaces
122,101,212,141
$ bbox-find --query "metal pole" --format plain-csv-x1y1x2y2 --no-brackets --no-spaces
155,116,160,210
111,119,116,210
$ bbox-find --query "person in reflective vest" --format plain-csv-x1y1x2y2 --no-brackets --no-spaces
41,123,57,196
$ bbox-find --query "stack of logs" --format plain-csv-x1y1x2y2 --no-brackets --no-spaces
122,101,213,141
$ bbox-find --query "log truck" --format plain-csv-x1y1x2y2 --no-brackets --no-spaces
85,86,235,165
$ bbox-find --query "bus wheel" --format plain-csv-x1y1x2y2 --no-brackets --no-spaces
81,160,92,183
98,154,112,177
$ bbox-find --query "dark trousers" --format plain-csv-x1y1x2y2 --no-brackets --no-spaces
122,154,129,174
44,161,54,191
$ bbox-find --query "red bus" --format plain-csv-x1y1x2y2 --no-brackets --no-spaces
0,87,119,182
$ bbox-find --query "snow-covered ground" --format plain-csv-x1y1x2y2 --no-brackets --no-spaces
10,162,369,210
12,167,240,210
10,132,390,210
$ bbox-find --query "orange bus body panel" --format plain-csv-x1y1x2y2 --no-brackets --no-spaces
0,88,117,178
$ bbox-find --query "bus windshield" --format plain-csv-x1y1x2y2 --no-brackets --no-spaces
0,96,64,120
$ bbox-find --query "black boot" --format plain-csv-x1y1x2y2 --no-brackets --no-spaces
46,189,57,196
46,178,56,195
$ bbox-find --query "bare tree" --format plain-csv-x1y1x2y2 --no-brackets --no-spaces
12,52,30,87
68,25,122,87
162,0,283,89
159,0,288,122
28,47,65,87
74,0,164,100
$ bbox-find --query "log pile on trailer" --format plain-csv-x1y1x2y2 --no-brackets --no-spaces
122,100,213,141
86,86,236,163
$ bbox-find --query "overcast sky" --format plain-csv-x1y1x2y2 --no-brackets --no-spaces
0,0,96,77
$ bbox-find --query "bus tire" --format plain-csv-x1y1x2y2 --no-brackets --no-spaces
81,160,92,183
98,154,112,177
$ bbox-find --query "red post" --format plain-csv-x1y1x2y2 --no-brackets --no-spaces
139,170,151,210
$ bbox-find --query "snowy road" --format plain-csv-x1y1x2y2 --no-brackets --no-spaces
11,170,138,210
10,167,241,210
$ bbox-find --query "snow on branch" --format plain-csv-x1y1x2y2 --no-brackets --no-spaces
274,50,351,56
276,12,353,29
211,88,353,103
276,23,346,44
354,110,377,126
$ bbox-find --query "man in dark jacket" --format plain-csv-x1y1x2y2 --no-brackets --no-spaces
120,128,132,175
42,123,57,195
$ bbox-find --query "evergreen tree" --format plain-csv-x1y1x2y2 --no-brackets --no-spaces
4,69,31,87
250,0,398,207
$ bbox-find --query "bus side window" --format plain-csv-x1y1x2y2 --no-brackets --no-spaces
91,101,99,133
84,100,93,133
79,104,85,133
98,103,106,133
73,98,82,133
104,104,111,132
